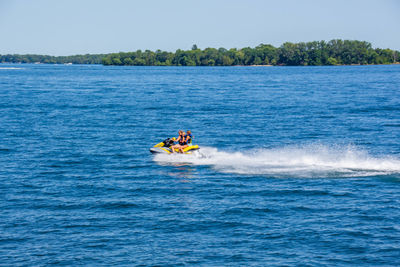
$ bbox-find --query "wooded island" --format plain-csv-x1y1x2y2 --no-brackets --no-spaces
1,40,399,66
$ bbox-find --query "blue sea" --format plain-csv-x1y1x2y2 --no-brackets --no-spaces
1,64,399,266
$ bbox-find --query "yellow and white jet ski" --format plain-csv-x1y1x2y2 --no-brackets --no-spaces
149,138,200,154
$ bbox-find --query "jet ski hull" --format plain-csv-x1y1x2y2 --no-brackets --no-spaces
150,140,200,154
150,147,171,154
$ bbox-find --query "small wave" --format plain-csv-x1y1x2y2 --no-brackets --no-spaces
0,67,24,70
153,144,400,178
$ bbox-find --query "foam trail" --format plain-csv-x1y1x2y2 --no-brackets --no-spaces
0,67,24,70
153,144,400,178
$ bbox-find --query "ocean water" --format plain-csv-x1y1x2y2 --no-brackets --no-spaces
0,64,399,266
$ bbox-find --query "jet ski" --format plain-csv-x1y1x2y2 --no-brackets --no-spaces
150,138,200,154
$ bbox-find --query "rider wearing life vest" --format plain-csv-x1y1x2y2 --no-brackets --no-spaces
185,130,193,145
170,130,185,153
176,130,193,153
170,130,194,153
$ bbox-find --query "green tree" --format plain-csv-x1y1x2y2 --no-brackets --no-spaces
123,58,134,65
327,57,338,65
133,58,146,65
112,57,122,65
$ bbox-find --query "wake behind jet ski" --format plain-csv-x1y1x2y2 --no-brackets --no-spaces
150,130,200,154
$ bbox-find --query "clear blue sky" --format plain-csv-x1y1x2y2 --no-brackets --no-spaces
0,0,399,55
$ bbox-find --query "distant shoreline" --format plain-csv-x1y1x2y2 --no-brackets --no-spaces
1,62,399,67
237,62,400,67
1,40,399,67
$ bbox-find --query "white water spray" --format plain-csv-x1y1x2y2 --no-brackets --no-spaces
0,67,24,70
153,144,400,178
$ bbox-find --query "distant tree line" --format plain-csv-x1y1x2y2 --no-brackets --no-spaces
1,40,399,66
102,40,400,66
0,54,105,64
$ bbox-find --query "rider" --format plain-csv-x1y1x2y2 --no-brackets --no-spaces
177,130,193,153
170,130,185,153
186,130,193,145
177,131,188,153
